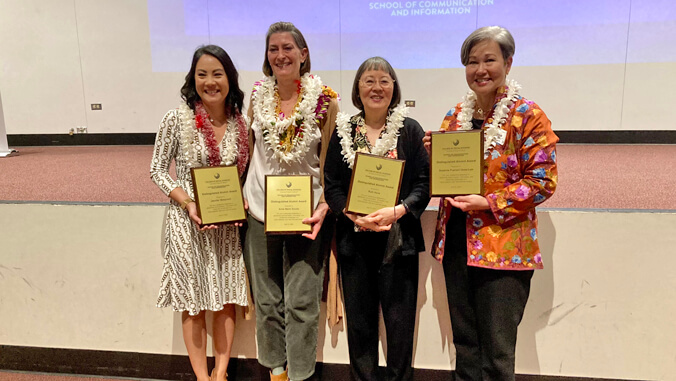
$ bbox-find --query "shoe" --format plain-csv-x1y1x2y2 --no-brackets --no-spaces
210,370,228,381
269,369,289,381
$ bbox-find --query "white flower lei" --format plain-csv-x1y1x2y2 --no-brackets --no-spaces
335,104,408,169
252,73,324,164
177,103,240,168
456,79,521,158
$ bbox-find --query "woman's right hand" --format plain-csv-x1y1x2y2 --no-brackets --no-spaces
186,202,219,231
344,210,362,226
423,130,432,155
344,210,388,231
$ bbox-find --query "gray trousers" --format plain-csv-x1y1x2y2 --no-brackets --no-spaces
243,214,326,381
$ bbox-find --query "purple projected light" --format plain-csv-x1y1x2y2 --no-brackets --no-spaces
148,0,676,72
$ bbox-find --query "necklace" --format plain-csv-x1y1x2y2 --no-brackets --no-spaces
178,102,249,173
456,79,521,158
251,73,334,164
335,104,408,168
274,81,303,119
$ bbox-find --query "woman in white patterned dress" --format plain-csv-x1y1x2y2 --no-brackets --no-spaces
150,45,249,381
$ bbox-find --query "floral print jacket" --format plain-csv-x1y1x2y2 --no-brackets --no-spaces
432,85,558,270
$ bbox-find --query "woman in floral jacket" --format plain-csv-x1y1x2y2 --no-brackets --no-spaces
423,26,558,380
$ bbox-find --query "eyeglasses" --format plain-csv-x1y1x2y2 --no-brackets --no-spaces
359,78,395,89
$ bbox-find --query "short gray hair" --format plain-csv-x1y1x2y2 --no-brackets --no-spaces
262,21,311,77
460,26,515,66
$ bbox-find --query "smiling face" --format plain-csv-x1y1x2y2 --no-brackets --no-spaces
267,32,308,81
194,54,229,109
358,69,394,116
465,39,512,103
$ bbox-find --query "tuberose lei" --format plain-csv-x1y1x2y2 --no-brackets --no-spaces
251,73,334,164
335,104,409,169
455,79,521,158
177,102,249,175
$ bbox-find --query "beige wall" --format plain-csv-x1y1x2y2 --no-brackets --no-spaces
1,0,675,135
1,202,674,380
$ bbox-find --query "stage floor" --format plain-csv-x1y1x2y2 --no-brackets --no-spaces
1,144,675,210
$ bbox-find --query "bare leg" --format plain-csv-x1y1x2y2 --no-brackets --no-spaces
212,304,236,380
182,311,210,381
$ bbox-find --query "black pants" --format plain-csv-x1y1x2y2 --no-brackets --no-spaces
339,231,418,381
443,209,533,381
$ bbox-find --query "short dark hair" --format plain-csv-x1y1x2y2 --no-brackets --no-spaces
351,56,401,111
460,26,515,66
180,45,244,115
262,21,311,77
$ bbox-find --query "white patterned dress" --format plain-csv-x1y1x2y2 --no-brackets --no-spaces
150,107,248,315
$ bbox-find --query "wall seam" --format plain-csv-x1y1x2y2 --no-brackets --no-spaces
72,0,89,131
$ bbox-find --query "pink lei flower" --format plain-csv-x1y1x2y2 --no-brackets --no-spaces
194,102,221,167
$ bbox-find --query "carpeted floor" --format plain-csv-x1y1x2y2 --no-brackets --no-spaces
0,371,143,381
1,144,675,210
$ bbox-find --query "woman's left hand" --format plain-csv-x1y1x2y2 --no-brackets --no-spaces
302,202,330,240
448,195,490,212
232,198,249,228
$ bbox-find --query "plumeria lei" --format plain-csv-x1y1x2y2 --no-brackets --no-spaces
335,104,408,169
178,102,249,174
251,73,335,164
456,79,521,158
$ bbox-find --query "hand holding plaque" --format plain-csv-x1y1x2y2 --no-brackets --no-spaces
265,175,314,234
345,153,405,216
190,165,247,225
430,130,484,196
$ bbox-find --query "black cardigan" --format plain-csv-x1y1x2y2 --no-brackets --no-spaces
324,116,430,257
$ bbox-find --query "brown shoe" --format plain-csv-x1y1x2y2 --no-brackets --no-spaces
269,369,289,381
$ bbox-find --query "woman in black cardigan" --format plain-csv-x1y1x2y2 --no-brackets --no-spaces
324,56,430,381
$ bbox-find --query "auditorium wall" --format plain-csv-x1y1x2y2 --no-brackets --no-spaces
1,0,675,136
1,202,674,380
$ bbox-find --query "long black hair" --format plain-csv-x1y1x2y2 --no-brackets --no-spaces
180,45,244,115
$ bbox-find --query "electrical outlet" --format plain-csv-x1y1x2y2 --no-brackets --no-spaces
77,127,88,134
405,100,416,107
91,103,102,110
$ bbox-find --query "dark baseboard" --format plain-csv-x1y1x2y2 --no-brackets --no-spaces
555,130,676,144
6,131,676,146
7,133,156,146
0,345,638,381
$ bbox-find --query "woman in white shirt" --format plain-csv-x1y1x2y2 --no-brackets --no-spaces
241,21,339,381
